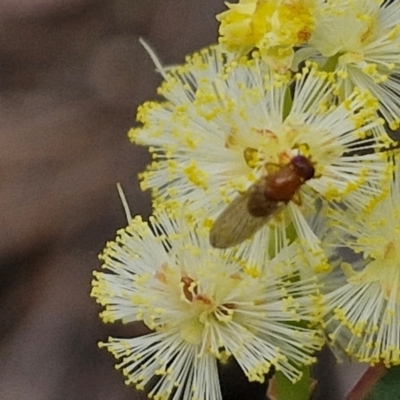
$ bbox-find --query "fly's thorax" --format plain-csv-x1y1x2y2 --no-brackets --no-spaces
262,156,315,202
263,164,302,202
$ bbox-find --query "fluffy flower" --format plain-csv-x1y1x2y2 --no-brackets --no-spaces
130,45,392,270
295,0,400,129
322,155,400,366
217,0,317,71
91,209,323,399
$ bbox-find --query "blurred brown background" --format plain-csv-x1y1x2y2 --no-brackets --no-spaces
0,1,224,399
0,1,368,399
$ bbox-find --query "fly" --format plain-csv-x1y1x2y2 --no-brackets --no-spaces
209,155,315,248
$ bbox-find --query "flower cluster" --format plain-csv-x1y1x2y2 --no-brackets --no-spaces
219,0,400,128
92,1,400,399
321,154,400,366
217,0,317,72
92,211,323,399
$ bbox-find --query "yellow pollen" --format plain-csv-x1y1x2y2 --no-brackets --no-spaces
225,130,238,148
154,262,169,280
183,161,209,190
384,242,397,260
243,147,259,168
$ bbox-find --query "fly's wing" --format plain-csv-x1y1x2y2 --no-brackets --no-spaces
209,187,284,249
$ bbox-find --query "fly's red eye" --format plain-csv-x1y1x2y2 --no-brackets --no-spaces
291,155,315,181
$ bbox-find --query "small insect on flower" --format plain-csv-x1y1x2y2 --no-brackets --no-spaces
210,154,315,248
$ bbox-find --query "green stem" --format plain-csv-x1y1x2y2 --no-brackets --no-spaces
274,367,312,400
268,223,298,259
283,86,293,121
321,53,341,72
